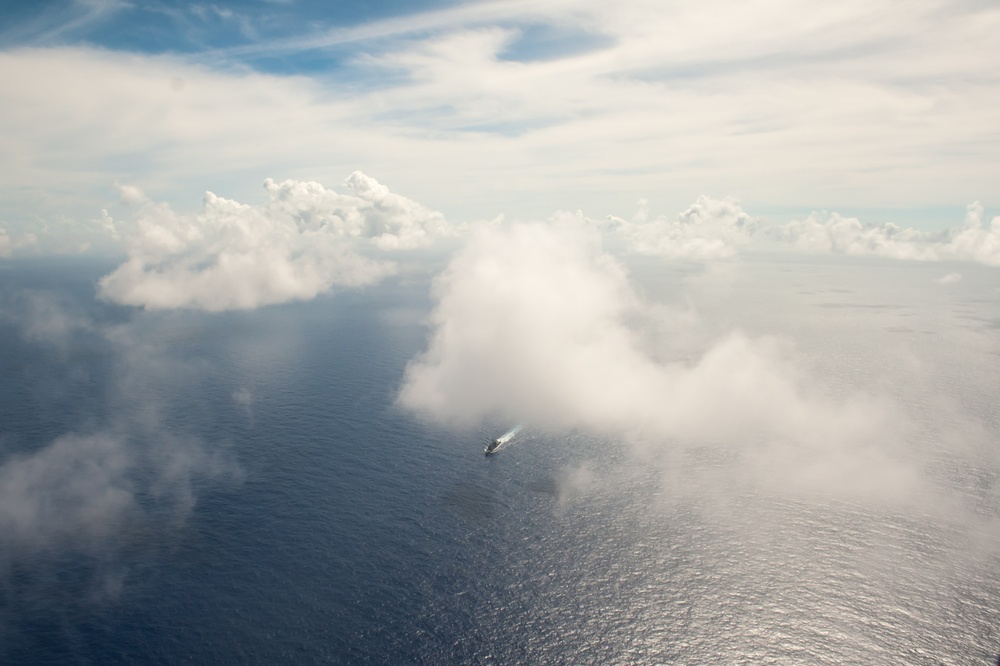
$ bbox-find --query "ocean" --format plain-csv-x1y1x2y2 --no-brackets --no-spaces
1,254,999,664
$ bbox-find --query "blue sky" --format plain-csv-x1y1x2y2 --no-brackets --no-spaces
1,0,998,257
1,1,451,52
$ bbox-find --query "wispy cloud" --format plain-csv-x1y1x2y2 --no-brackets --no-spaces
0,432,136,556
209,0,563,59
0,296,241,574
1,1,997,233
0,0,131,46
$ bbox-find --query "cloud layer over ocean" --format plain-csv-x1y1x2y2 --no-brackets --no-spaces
613,199,1000,265
86,172,1000,312
398,219,930,503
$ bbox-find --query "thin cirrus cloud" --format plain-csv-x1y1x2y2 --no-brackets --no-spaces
98,172,456,311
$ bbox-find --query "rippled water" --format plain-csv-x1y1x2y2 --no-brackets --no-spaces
1,255,999,664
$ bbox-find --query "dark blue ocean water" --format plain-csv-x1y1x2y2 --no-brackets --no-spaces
0,259,641,664
2,257,1000,664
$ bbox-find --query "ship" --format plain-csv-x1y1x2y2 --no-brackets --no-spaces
485,424,523,455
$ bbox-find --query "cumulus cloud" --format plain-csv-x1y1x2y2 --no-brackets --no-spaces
756,203,1000,266
935,272,962,284
266,171,454,251
400,221,920,502
98,172,454,311
608,196,756,259
773,213,938,261
600,197,1000,268
944,202,1000,266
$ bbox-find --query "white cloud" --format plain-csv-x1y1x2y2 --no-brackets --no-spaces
399,220,921,502
2,0,998,236
772,213,938,261
556,462,597,508
98,172,453,311
0,223,37,257
0,433,135,556
232,387,253,406
0,296,242,567
603,196,1000,268
0,424,233,568
267,171,455,251
610,195,756,259
5,290,95,354
745,202,1000,266
944,202,1000,266
117,183,146,206
935,272,962,285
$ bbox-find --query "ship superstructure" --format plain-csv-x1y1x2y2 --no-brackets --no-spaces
485,424,523,455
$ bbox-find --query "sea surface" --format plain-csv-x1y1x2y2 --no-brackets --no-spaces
1,255,999,664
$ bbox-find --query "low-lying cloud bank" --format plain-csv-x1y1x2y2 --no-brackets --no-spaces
0,428,228,562
91,170,998,313
0,433,134,555
399,220,924,502
98,172,456,311
614,199,1000,265
607,195,758,260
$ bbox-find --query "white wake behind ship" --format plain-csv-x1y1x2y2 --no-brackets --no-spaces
485,424,523,455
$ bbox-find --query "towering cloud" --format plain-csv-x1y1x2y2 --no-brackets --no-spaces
98,172,454,311
945,202,1000,266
